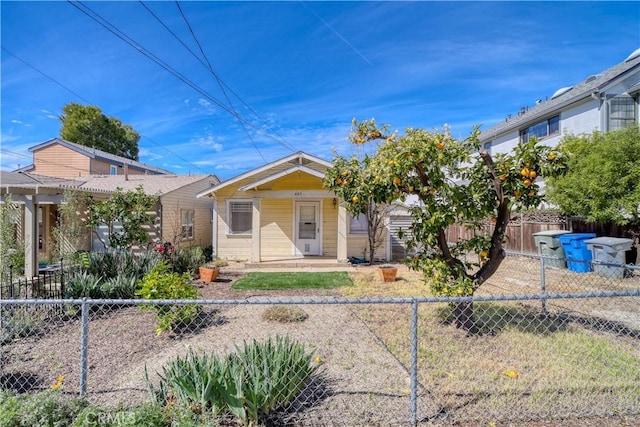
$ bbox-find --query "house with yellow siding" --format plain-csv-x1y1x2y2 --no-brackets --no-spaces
197,152,390,264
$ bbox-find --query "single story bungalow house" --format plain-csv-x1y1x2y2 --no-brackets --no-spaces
197,151,392,264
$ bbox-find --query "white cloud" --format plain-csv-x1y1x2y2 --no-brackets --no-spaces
191,134,223,152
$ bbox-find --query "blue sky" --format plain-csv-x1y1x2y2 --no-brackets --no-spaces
1,1,639,179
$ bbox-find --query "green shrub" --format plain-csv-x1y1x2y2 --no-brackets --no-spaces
64,271,103,299
171,246,206,276
136,262,201,334
0,389,87,427
83,249,162,282
147,335,320,425
1,307,46,342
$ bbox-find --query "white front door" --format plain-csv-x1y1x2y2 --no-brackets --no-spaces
294,201,321,256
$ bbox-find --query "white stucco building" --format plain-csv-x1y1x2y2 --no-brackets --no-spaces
480,48,640,153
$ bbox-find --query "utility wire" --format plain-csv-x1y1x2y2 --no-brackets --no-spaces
140,0,296,154
67,0,292,151
175,0,267,162
1,47,93,105
1,47,209,175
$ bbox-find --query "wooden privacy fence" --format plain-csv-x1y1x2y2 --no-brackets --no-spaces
446,212,567,254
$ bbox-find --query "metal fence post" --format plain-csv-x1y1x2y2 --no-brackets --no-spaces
540,256,547,314
410,299,418,426
80,298,89,397
60,257,65,298
8,265,13,298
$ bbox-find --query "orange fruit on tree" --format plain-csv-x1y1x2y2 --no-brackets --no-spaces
547,152,557,160
436,142,445,150
393,177,401,185
523,179,532,186
520,168,530,177
429,188,436,195
528,190,536,196
408,186,414,192
528,170,537,179
336,178,342,185
352,196,359,203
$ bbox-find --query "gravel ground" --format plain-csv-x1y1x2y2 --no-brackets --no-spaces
2,262,638,426
1,268,421,426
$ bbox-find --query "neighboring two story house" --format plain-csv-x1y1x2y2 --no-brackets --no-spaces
15,137,172,177
479,48,640,154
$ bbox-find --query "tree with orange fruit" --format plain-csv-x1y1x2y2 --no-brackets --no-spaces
323,120,397,265
326,118,566,332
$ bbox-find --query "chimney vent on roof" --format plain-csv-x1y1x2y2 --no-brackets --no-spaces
584,74,601,83
625,47,640,62
551,86,573,99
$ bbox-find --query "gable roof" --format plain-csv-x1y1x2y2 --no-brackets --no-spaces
1,171,218,197
197,151,332,198
238,164,325,191
78,174,219,196
28,138,174,175
0,171,110,195
480,49,640,142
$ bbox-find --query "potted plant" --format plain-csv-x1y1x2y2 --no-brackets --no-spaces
198,258,228,283
378,265,398,282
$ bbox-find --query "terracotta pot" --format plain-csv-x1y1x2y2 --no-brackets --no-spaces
199,266,219,283
378,266,398,282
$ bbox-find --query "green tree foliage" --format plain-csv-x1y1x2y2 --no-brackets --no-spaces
59,102,140,160
331,119,566,330
85,186,158,249
323,133,393,264
546,126,640,236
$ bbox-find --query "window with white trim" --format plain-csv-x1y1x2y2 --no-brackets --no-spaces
609,95,636,130
349,213,367,234
181,209,194,240
228,200,252,235
519,115,560,143
109,165,117,175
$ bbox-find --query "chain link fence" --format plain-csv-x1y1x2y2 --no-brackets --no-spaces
1,252,639,426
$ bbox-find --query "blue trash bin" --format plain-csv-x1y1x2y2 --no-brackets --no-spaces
558,233,596,273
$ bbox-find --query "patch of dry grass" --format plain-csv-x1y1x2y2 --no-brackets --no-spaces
261,305,309,323
343,265,640,422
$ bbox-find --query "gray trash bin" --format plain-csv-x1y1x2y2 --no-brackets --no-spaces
532,230,572,269
584,237,633,279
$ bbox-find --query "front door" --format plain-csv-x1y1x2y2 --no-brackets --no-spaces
295,201,321,256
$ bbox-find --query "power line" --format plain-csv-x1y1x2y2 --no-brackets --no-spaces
139,0,297,154
1,47,210,175
175,1,270,162
1,47,93,105
67,0,293,152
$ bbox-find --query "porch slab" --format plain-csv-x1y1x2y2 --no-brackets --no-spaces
243,257,353,270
